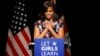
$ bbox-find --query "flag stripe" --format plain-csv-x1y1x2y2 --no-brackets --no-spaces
24,27,32,56
14,35,29,56
8,30,24,56
21,28,30,44
5,51,9,56
24,27,31,40
7,37,19,56
17,30,32,56
6,44,14,56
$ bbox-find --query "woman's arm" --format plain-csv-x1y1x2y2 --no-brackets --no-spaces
33,25,48,38
48,27,64,38
46,21,64,38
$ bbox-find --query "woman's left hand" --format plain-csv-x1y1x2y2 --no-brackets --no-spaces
46,21,54,30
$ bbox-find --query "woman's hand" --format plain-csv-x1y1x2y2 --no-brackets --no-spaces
45,21,54,30
44,21,64,38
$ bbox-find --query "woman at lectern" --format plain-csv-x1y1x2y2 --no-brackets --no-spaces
33,1,64,38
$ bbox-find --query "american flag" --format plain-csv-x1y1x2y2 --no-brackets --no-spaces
5,0,32,56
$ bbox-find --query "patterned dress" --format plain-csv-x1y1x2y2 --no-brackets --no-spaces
34,19,64,38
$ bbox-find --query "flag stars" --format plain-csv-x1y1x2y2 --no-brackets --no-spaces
15,21,18,24
24,19,27,22
23,24,26,26
14,31,16,33
18,27,21,30
11,25,13,27
14,26,17,29
10,1,28,35
12,20,14,23
21,13,24,16
18,7,20,10
16,16,18,19
13,16,15,18
19,22,22,25
21,8,24,11
14,11,16,13
17,12,19,14
20,18,22,20
19,2,21,5
22,4,25,6
24,14,27,17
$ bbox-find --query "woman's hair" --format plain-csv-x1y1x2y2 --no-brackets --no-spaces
38,1,59,21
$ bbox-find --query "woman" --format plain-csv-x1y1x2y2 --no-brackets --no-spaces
33,1,64,38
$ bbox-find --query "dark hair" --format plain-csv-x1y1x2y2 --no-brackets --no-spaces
38,1,58,21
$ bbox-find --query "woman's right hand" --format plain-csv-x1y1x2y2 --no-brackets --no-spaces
45,21,53,30
45,22,49,29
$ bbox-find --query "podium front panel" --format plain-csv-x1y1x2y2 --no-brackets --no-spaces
34,38,64,56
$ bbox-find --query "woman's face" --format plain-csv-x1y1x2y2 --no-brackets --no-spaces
45,7,54,20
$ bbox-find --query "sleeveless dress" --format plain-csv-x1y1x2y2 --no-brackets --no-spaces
34,19,64,38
